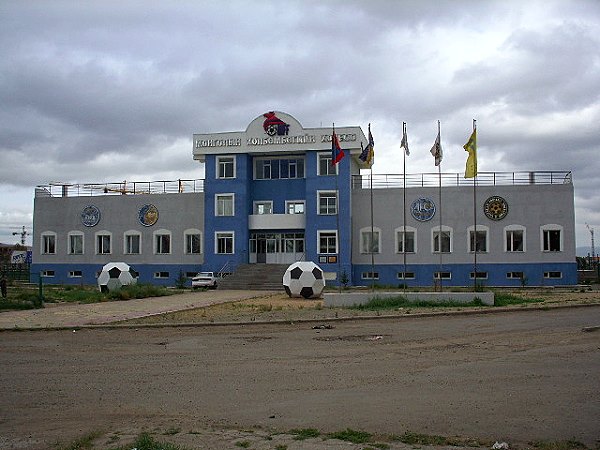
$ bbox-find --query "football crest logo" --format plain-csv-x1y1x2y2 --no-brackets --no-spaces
262,111,290,136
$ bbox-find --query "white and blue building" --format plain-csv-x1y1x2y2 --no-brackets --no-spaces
31,111,577,287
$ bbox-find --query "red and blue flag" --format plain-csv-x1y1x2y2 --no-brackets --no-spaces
331,129,345,165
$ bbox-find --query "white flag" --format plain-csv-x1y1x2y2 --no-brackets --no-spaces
430,130,442,166
401,126,410,156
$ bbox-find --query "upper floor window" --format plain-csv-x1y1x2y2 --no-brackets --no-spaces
396,226,416,253
41,232,56,255
154,230,171,254
318,153,337,176
95,232,112,255
318,190,337,215
67,232,83,255
432,226,452,253
468,225,489,253
505,225,526,252
360,227,381,254
124,231,141,255
286,200,305,215
254,201,273,215
254,157,304,180
184,229,202,254
216,231,234,254
541,224,563,252
215,194,234,217
217,156,235,179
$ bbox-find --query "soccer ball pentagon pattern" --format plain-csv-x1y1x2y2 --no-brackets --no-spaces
97,262,139,293
282,261,325,299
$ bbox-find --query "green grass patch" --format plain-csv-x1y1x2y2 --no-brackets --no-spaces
54,431,102,450
328,428,372,444
392,431,490,447
0,298,36,310
107,432,188,450
494,292,544,306
289,428,320,440
235,440,251,448
349,295,485,311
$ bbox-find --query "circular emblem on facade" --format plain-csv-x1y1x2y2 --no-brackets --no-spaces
138,204,159,227
484,196,508,221
410,197,436,222
81,205,101,227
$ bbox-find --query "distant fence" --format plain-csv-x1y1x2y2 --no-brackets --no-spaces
352,171,572,189
35,179,205,197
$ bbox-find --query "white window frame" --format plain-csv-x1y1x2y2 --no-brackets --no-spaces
41,232,57,255
361,271,379,280
318,152,337,176
215,231,235,255
286,200,305,215
317,190,338,215
123,230,142,255
507,271,525,279
431,225,453,253
433,271,452,280
360,226,381,254
395,226,417,253
68,270,83,278
397,272,416,280
469,271,488,280
215,193,235,217
467,225,489,253
540,224,563,252
153,229,172,255
95,231,112,255
504,225,526,252
153,271,170,279
67,231,84,255
317,230,338,255
253,201,273,215
216,155,236,179
41,270,55,277
184,229,202,255
544,271,562,279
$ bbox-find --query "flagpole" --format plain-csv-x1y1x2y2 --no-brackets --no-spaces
472,119,478,291
368,125,375,292
402,122,407,293
437,120,443,292
333,123,342,294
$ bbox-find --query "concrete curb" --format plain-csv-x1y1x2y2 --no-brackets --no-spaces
2,301,599,333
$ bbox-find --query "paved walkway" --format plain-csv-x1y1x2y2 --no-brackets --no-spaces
0,290,280,330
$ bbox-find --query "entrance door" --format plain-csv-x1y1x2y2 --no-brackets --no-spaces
256,238,267,263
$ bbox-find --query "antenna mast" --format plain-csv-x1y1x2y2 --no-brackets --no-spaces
586,223,595,267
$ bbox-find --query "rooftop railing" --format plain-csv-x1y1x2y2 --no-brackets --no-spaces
35,179,205,197
351,171,572,189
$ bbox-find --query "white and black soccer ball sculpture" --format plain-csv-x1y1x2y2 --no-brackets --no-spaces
283,261,325,299
97,262,139,293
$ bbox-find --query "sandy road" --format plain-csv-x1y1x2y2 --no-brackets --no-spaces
0,306,599,449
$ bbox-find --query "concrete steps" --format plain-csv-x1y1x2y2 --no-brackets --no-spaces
218,264,288,291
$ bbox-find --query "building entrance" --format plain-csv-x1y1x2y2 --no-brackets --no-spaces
249,232,304,264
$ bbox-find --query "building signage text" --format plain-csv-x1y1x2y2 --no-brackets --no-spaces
195,133,357,149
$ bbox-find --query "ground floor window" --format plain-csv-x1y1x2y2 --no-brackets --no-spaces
154,272,170,279
397,272,415,279
318,230,338,254
216,232,234,254
433,271,452,280
469,271,488,279
42,270,55,277
68,270,83,278
507,271,525,279
249,232,304,264
544,271,562,279
361,271,379,280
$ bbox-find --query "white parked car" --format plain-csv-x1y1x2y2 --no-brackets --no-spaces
191,272,218,289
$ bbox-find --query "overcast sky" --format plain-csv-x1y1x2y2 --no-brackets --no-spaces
1,0,599,253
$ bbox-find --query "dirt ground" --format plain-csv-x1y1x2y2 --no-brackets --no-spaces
0,292,599,450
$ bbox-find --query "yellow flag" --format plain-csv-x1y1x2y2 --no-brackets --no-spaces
464,129,477,178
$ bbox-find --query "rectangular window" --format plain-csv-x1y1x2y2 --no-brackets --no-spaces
125,234,141,254
42,235,56,254
397,272,415,280
154,272,170,279
543,229,561,252
397,231,415,253
318,231,337,254
361,272,379,280
41,270,55,277
507,271,525,279
254,201,273,215
470,272,488,279
186,233,202,254
433,231,451,253
286,201,305,214
255,158,304,180
97,234,111,255
469,230,487,253
544,271,562,279
434,271,452,280
360,230,380,254
318,153,336,176
155,234,171,254
68,270,83,278
318,191,337,215
506,230,524,252
69,234,83,255
217,156,235,179
216,232,234,254
216,194,234,216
